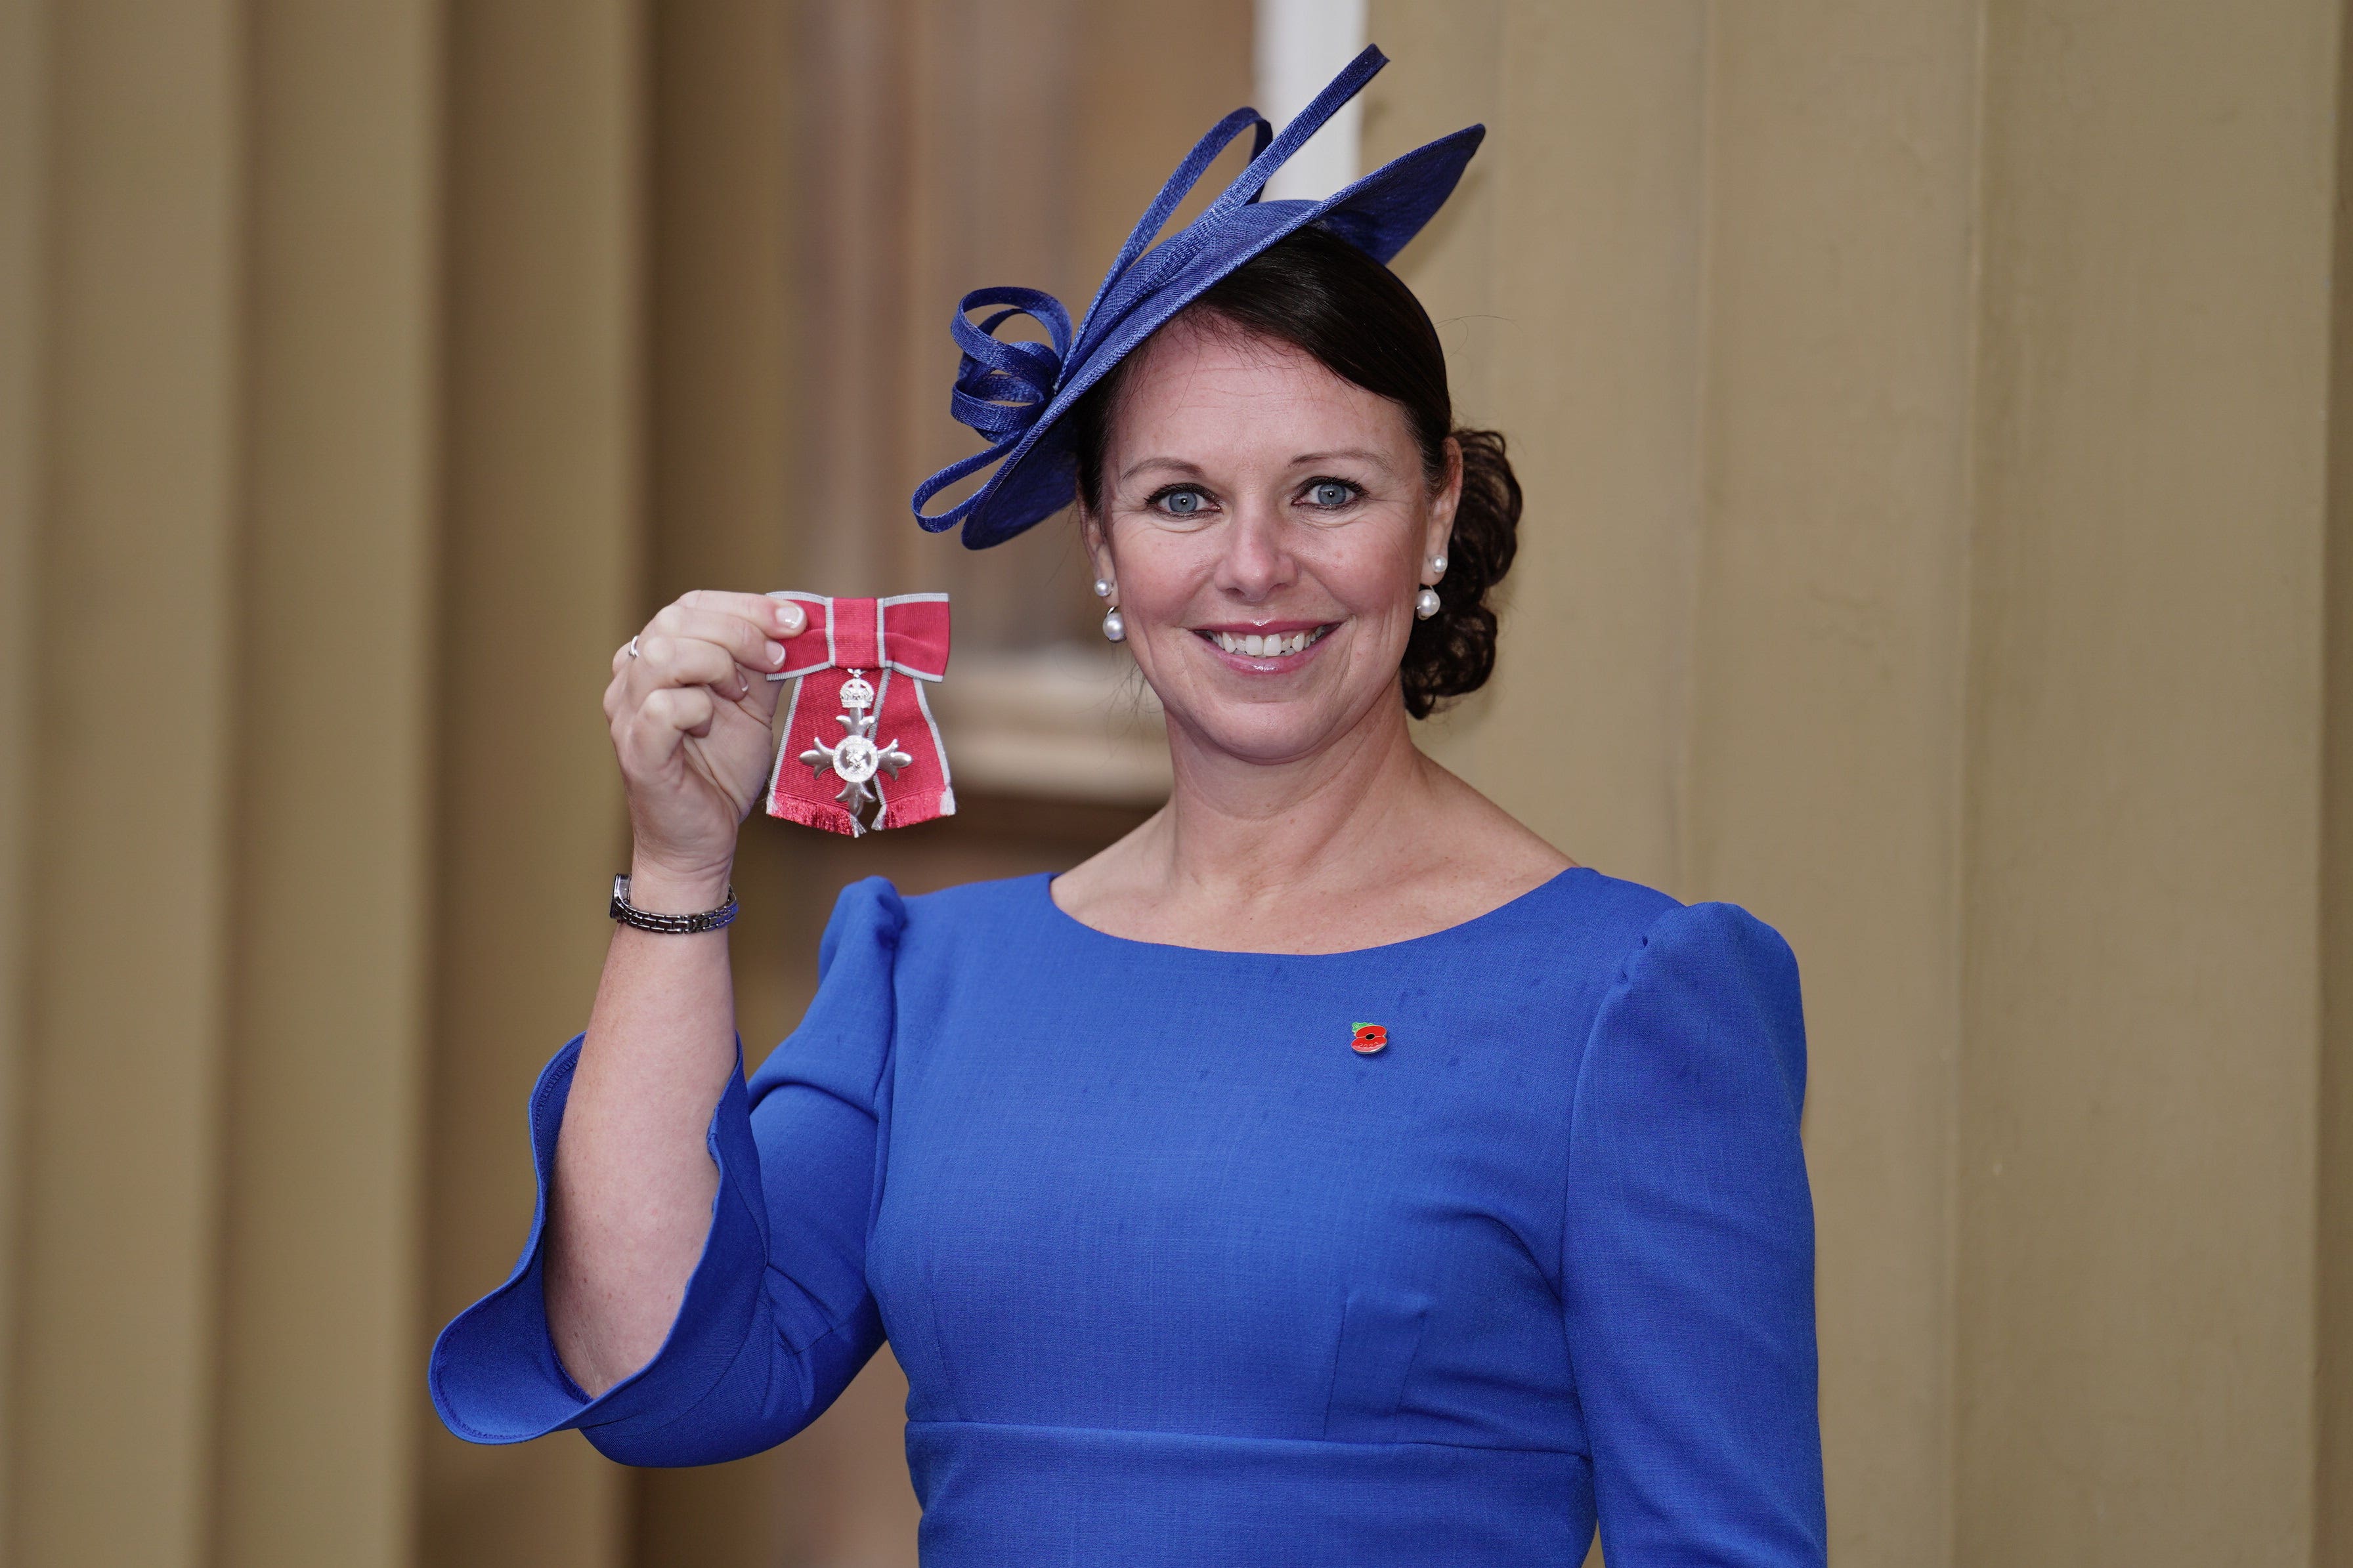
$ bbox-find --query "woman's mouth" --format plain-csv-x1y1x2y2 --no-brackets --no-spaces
1192,622,1336,670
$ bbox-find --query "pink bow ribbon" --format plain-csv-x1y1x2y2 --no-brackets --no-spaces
763,592,955,837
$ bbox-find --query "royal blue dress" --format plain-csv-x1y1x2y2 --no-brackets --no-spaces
430,866,1826,1565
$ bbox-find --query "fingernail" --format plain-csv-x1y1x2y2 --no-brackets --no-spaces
774,600,804,631
766,639,788,666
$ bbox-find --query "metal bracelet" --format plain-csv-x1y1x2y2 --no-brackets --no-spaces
609,872,739,934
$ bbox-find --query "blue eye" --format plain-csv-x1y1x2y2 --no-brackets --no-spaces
1308,480,1358,509
1148,485,1211,517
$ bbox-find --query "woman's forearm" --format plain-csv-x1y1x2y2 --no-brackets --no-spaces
542,588,801,1395
544,855,741,1396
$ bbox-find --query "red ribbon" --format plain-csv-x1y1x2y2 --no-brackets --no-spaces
763,592,954,836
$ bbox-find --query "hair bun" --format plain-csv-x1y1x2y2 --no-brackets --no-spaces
1404,427,1519,718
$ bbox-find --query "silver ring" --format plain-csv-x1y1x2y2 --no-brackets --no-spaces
626,635,640,659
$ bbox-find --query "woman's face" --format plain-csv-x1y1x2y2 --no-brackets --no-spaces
1085,317,1459,768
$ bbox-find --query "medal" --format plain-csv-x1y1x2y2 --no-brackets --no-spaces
796,671,913,823
764,593,955,837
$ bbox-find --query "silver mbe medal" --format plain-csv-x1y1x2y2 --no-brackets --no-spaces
797,671,912,830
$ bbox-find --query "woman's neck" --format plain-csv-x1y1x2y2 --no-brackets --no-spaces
1055,687,1572,952
1142,692,1446,908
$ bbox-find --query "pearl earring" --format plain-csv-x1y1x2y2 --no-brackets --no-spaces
1102,604,1126,642
1092,578,1112,598
1414,586,1442,620
1429,552,1447,578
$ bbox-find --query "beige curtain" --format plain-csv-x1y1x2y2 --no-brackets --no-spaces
7,3,448,1566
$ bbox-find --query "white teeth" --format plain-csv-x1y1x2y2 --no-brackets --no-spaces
1211,627,1322,657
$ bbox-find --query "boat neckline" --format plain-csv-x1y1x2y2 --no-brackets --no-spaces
1035,863,1600,960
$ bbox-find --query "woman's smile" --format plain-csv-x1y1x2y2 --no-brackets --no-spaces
1191,618,1339,673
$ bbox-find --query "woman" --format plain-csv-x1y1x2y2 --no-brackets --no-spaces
432,47,1826,1566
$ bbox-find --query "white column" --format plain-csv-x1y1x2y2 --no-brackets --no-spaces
1255,0,1368,199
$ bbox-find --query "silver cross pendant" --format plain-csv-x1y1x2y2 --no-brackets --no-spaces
798,671,913,832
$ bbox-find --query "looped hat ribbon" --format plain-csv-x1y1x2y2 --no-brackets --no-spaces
762,592,953,837
910,43,1484,549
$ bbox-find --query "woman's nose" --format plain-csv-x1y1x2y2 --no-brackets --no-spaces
1213,504,1295,601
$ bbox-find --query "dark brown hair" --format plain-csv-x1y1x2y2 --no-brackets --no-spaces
1069,223,1521,719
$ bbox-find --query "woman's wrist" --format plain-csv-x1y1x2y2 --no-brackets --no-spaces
622,853,735,916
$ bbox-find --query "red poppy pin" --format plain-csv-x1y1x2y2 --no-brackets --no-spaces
1350,1023,1389,1055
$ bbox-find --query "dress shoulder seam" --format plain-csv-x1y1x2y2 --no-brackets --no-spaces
1557,898,1689,1282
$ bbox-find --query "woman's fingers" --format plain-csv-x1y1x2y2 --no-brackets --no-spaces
605,587,806,775
656,590,804,646
630,632,754,702
645,683,718,736
618,684,720,774
611,590,803,692
643,606,794,683
601,589,808,866
684,587,805,628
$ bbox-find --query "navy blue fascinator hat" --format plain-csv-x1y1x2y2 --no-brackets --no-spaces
910,45,1484,549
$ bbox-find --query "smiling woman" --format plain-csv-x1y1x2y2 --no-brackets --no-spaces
1068,223,1521,721
1042,218,1567,954
428,45,1827,1567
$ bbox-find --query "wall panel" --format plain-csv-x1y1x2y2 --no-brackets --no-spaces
1689,9,1979,1562
0,0,49,1544
2320,2,2353,1550
2315,0,2353,1542
211,4,442,1565
1370,3,1708,893
10,5,246,1563
421,3,645,1564
1957,2,2337,1560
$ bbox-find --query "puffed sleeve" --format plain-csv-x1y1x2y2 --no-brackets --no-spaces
1563,900,1827,1565
428,876,905,1467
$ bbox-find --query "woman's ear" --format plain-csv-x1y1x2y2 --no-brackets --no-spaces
1079,505,1114,589
1426,436,1464,564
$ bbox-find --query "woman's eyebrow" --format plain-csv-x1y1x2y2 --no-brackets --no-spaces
1119,448,1394,484
1118,456,1207,483
1289,448,1389,470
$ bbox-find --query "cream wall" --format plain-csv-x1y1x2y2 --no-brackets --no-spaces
1960,7,2337,1559
1372,2,2350,1563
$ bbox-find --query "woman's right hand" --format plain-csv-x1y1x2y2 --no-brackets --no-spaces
605,589,805,887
